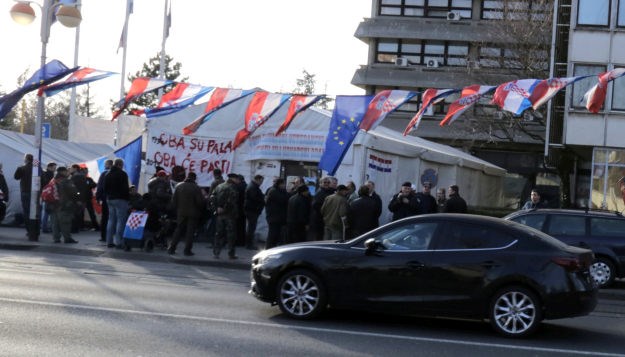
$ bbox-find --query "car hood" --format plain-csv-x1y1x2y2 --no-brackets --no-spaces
253,241,344,260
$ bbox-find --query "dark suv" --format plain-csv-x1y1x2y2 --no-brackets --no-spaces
504,209,625,288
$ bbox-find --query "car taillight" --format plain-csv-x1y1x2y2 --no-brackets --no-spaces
552,257,589,272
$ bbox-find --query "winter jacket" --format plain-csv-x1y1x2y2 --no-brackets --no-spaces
265,186,289,224
321,193,348,231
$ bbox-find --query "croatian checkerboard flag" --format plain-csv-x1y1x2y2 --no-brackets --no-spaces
360,90,417,131
182,88,254,135
491,79,539,116
403,88,459,135
41,67,116,97
123,210,148,240
583,68,625,113
275,94,324,136
233,92,291,149
529,76,592,110
440,85,496,126
144,83,213,118
112,77,173,120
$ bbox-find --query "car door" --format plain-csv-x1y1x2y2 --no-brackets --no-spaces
333,220,442,313
544,214,588,247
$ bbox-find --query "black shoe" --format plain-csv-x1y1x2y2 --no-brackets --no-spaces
245,245,258,250
98,238,106,242
64,239,79,244
183,251,195,256
167,248,176,255
115,245,123,250
107,243,115,248
228,255,238,260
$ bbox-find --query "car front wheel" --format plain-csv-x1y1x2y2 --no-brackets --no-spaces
276,269,327,320
489,286,542,338
590,257,615,288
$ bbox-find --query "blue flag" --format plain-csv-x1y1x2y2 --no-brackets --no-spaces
318,95,373,175
0,59,78,119
115,135,143,187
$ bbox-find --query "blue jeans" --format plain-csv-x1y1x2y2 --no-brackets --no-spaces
41,202,50,232
106,199,128,246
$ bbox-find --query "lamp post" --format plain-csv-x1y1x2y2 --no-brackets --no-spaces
10,0,82,241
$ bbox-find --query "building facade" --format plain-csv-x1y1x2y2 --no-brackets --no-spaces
351,0,587,208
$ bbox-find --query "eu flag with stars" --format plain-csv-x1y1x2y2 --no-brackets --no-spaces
318,95,373,175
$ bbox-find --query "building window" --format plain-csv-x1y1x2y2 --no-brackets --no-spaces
591,148,625,211
619,0,625,27
375,39,468,66
481,0,550,20
577,0,609,26
379,0,472,18
612,67,625,110
571,64,605,109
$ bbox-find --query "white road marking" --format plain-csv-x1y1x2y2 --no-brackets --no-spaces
0,296,622,356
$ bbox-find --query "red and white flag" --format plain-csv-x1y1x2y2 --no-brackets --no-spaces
584,68,625,113
40,67,116,97
491,79,539,116
360,90,417,131
144,83,213,118
529,76,591,110
275,94,324,136
233,92,291,149
112,77,172,120
182,88,254,135
403,88,459,135
440,85,496,126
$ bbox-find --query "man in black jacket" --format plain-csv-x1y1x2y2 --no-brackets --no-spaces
40,162,56,233
168,172,205,256
244,174,265,250
348,185,379,238
365,180,383,226
95,159,113,242
388,181,418,221
14,154,35,237
444,185,468,213
287,185,311,244
103,158,130,248
264,178,288,249
415,181,438,215
310,177,335,241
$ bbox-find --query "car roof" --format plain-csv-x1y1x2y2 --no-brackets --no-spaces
504,208,625,220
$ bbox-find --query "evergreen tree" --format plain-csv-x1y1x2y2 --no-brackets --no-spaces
293,69,333,110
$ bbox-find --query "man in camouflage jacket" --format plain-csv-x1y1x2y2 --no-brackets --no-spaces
213,173,241,259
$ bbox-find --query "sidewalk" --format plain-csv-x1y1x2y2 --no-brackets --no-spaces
0,225,255,270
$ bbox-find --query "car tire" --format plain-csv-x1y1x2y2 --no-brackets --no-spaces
590,257,615,288
489,286,542,338
276,269,327,320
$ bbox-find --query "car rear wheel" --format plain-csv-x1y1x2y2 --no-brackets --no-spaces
590,257,615,288
489,286,542,338
276,269,327,320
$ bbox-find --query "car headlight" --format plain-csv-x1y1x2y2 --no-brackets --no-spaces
259,253,282,265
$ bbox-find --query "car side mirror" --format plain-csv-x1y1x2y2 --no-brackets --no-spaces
364,238,381,254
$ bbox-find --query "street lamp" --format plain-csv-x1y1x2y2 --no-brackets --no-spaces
10,0,82,241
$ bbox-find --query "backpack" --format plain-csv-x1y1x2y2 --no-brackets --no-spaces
41,179,60,204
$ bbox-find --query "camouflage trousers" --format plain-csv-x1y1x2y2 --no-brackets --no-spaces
214,216,236,258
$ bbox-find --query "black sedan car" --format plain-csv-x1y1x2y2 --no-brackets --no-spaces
250,214,598,337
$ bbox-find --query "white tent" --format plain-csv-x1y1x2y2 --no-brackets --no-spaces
0,129,113,225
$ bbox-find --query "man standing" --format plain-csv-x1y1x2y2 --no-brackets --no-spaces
415,181,438,215
51,167,79,244
168,172,205,256
365,180,382,226
287,184,311,244
0,162,9,224
348,185,379,238
104,158,130,249
40,162,56,233
14,153,35,238
444,185,468,213
244,174,265,250
213,173,241,259
264,178,289,249
522,189,546,210
320,184,350,241
388,182,418,221
310,177,336,241
95,159,113,242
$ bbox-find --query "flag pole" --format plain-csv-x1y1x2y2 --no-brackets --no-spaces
68,3,81,142
117,0,132,147
158,0,170,101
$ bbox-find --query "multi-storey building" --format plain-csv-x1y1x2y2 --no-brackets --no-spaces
352,0,561,208
546,0,625,211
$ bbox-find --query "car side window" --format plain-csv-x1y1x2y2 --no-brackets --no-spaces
438,222,515,250
546,215,586,236
511,214,546,231
590,217,625,237
379,222,438,251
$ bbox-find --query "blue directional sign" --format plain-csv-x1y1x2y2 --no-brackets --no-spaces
41,123,51,138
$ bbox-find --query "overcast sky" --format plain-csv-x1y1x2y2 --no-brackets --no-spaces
0,0,371,114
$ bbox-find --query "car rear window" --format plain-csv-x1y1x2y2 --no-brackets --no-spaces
546,215,586,236
590,217,625,237
505,220,570,250
509,213,546,230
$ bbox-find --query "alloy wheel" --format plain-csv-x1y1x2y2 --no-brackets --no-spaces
279,273,321,317
590,259,614,288
492,290,538,336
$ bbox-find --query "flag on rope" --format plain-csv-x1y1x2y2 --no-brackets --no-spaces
403,88,459,135
112,77,173,120
40,67,116,97
491,79,539,116
440,85,496,126
275,94,324,136
529,76,592,110
144,83,213,118
182,88,254,135
123,210,148,240
360,89,417,131
583,68,625,113
318,95,373,175
232,92,291,149
0,59,78,120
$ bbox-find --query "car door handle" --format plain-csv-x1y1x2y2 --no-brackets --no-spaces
406,261,425,269
480,260,501,269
